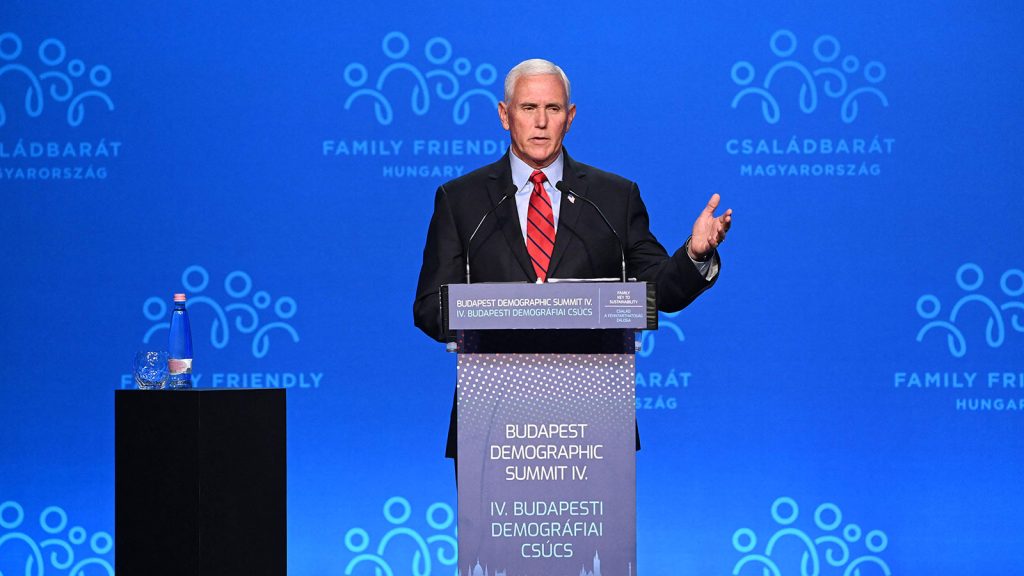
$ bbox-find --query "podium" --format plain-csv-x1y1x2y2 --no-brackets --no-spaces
444,281,655,576
114,389,286,576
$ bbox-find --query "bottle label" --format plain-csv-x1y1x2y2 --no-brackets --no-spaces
168,358,192,375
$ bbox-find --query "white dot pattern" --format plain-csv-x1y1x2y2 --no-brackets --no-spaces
457,353,635,436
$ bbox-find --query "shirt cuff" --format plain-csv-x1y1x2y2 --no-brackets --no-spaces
692,253,715,279
684,237,718,280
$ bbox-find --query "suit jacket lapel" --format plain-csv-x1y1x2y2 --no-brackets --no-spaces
486,153,536,282
547,150,586,279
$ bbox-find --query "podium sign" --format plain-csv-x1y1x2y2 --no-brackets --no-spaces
447,282,649,576
446,281,655,331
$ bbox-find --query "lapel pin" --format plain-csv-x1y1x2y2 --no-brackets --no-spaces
568,195,575,204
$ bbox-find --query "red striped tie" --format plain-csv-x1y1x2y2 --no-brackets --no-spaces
526,170,556,282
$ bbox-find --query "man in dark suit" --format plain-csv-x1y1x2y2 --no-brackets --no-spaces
414,58,732,458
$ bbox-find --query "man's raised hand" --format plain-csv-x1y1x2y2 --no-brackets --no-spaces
687,193,732,261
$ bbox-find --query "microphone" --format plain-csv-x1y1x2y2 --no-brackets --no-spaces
465,184,518,284
555,181,627,282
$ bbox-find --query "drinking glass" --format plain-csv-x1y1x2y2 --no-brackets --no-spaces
133,350,169,390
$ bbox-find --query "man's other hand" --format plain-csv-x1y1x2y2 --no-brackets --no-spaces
687,193,732,261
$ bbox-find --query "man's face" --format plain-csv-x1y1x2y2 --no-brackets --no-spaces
498,74,576,169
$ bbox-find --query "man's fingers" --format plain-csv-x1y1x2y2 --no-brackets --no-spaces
703,193,721,214
694,196,731,253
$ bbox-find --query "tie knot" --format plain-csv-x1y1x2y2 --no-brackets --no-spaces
529,170,547,186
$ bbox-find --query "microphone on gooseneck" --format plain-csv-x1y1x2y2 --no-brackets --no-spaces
465,184,518,284
554,181,627,282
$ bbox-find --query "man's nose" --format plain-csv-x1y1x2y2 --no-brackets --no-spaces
535,110,548,128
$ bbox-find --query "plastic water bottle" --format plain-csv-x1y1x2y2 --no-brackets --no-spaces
168,293,194,389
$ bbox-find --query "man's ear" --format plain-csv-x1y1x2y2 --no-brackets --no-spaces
498,101,510,130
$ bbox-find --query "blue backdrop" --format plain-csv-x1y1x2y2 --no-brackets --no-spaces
2,1,1022,574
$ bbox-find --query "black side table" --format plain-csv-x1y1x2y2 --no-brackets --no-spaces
115,389,286,576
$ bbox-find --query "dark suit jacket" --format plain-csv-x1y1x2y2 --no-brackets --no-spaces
414,150,719,457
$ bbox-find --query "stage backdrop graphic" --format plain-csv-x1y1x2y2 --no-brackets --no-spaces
1,1,1022,574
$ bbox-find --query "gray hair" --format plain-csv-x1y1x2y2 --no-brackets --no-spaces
503,58,572,103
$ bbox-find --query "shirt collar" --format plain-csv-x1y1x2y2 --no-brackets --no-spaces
509,149,564,192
